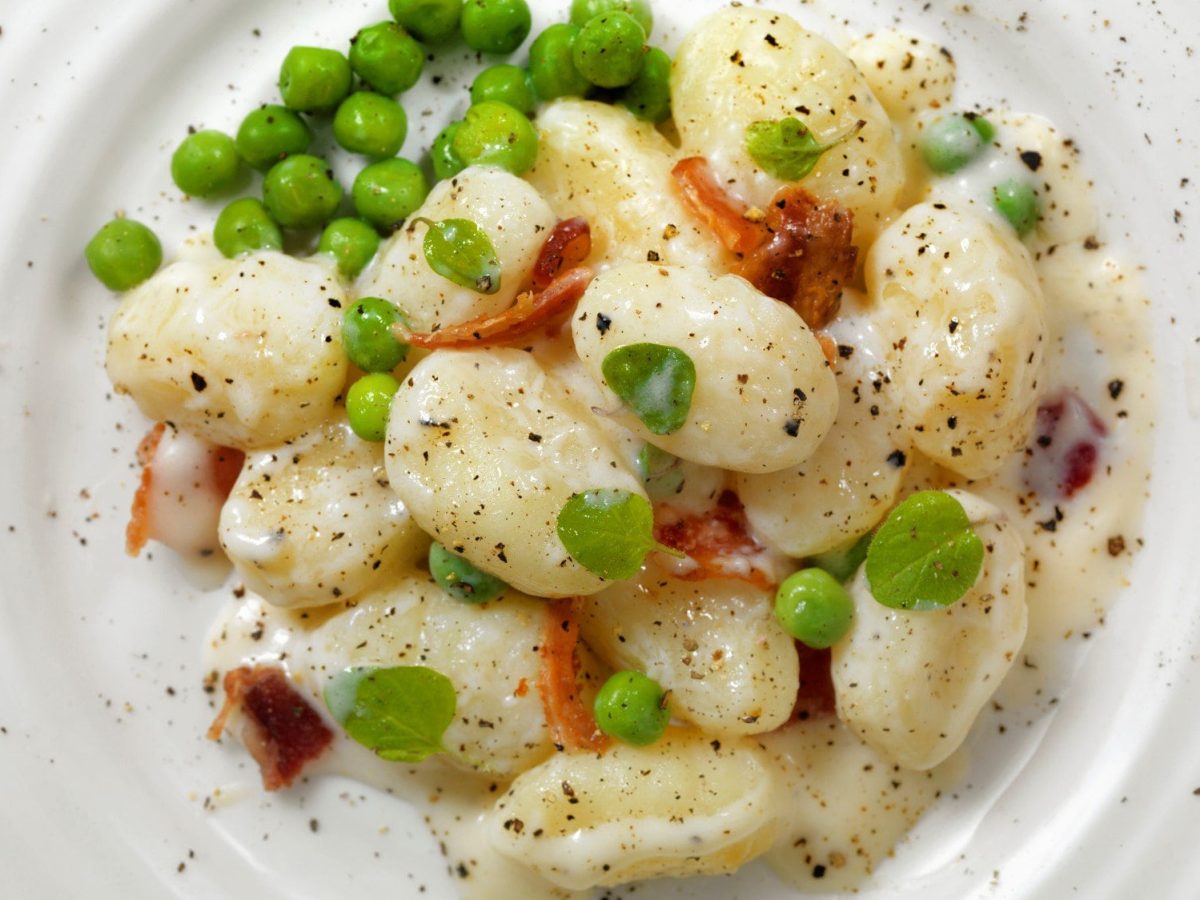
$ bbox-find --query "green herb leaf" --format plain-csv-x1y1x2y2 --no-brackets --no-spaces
865,491,984,610
810,531,873,583
323,665,456,763
636,443,684,498
601,343,696,435
557,488,658,580
416,217,501,294
744,117,863,182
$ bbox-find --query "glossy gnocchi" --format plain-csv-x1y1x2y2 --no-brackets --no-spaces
576,570,799,735
672,6,905,249
488,729,779,889
831,491,1028,770
106,250,347,449
572,263,839,474
384,348,645,598
219,418,429,609
357,166,555,332
867,202,1047,480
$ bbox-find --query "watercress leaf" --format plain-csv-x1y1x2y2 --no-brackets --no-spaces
323,665,456,763
417,217,501,294
636,443,684,498
601,343,696,435
556,488,656,580
864,491,984,610
744,116,861,182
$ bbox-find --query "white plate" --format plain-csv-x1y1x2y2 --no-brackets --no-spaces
1,0,1199,897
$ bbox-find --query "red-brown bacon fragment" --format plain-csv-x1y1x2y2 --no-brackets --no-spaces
537,599,610,754
398,266,594,350
671,156,856,330
733,186,857,331
653,490,778,591
532,217,592,290
790,644,837,722
1026,390,1109,499
125,423,244,556
207,665,334,791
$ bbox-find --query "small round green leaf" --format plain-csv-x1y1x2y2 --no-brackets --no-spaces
323,665,456,763
635,443,684,498
810,531,873,583
864,491,984,610
601,343,696,435
556,488,656,581
744,116,860,182
416,217,501,294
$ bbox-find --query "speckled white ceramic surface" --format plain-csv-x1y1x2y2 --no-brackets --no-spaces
1,1,1198,897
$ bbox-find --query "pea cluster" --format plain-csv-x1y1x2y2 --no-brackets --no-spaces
84,0,673,294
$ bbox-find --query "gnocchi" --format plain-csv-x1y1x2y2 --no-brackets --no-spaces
572,263,839,474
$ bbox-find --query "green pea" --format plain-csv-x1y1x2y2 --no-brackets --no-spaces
430,121,467,181
451,101,538,175
352,158,429,231
333,92,408,158
569,0,653,37
593,670,669,746
572,11,647,89
235,105,311,171
919,113,992,174
619,45,670,122
262,154,343,229
213,198,283,258
170,130,243,197
346,372,400,442
993,178,1040,237
349,21,425,95
341,297,409,371
428,543,508,603
388,0,463,45
318,217,382,278
279,46,352,112
809,532,872,583
460,0,532,54
773,568,854,649
84,219,162,291
470,64,536,116
528,23,591,100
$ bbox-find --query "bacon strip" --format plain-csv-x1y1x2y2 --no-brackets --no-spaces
208,665,334,791
791,644,837,722
672,157,764,255
398,266,594,350
653,490,778,591
536,599,609,753
671,157,856,331
532,217,592,290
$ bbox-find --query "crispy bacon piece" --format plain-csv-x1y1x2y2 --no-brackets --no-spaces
398,266,594,350
125,424,244,556
671,156,856,330
734,186,857,330
672,157,764,255
207,665,333,791
537,599,609,754
791,644,837,722
1026,390,1109,499
653,490,777,591
532,217,592,290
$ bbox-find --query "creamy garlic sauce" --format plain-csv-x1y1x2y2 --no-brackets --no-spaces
181,17,1154,900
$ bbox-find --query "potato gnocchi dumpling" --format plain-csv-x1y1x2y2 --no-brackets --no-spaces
526,99,728,271
313,575,555,777
488,729,779,889
106,250,347,449
672,6,905,248
576,571,799,735
385,348,645,598
736,295,909,557
867,202,1047,480
832,491,1028,770
572,263,838,474
847,30,957,126
219,418,428,608
358,166,555,332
